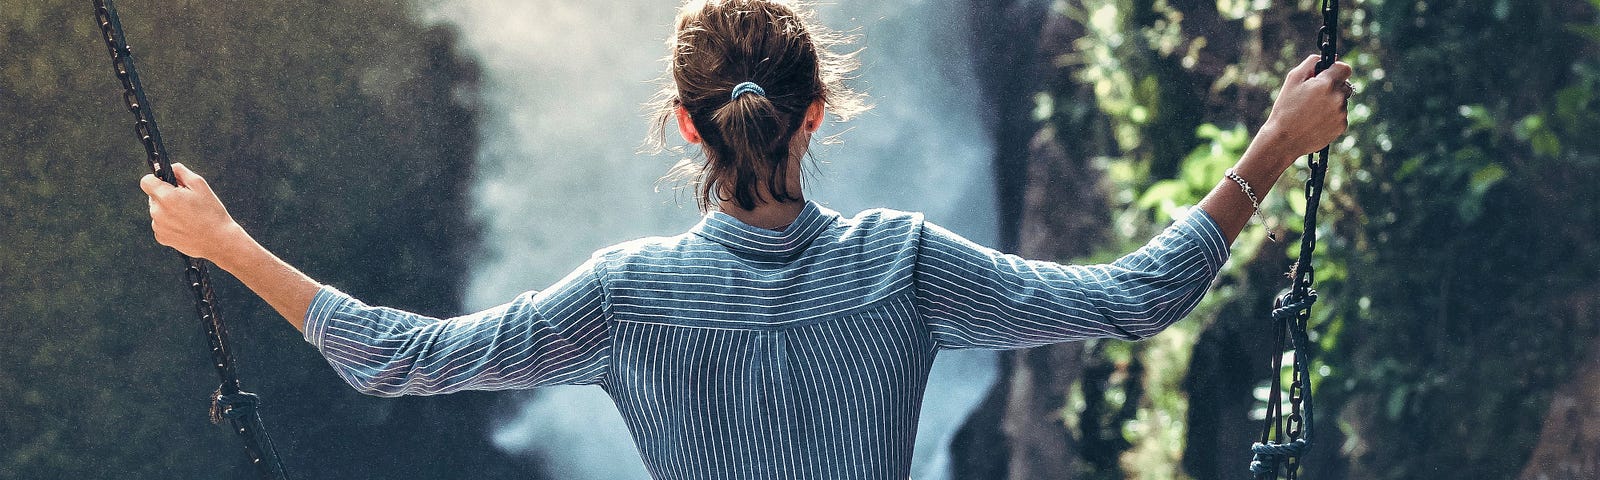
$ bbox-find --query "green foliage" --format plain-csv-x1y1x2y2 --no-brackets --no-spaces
1137,124,1253,223
1043,0,1600,478
1318,1,1600,478
0,1,508,478
1059,0,1206,183
1117,317,1198,480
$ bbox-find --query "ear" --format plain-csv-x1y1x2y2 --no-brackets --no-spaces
803,98,826,133
675,104,702,144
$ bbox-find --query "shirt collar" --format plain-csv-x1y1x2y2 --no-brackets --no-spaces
692,201,839,258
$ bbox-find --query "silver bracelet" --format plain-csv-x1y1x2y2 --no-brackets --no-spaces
1225,168,1276,241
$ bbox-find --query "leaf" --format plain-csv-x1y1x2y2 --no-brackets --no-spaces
1220,124,1251,151
1457,104,1497,134
1515,115,1563,157
1567,24,1600,43
1468,164,1507,196
1386,387,1410,420
1531,131,1562,157
1137,180,1188,209
1555,84,1594,127
1032,92,1055,121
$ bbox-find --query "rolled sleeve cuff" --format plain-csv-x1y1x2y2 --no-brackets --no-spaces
302,284,357,351
1173,207,1231,274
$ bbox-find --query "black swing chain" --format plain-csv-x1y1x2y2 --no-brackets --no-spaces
1249,0,1339,479
92,1,289,479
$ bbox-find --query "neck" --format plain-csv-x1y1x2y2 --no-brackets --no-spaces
718,197,806,230
716,153,808,230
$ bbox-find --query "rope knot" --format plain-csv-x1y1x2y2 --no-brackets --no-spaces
210,388,260,424
1271,290,1319,321
1248,438,1310,475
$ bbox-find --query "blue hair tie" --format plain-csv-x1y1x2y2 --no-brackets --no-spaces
730,81,766,100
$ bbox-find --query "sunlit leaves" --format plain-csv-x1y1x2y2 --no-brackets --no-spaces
1136,123,1250,223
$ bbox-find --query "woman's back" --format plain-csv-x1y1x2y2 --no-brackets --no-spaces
604,203,932,479
303,200,1226,479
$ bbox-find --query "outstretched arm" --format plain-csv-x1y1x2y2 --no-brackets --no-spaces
140,164,614,394
1201,54,1353,245
915,55,1353,349
140,163,319,332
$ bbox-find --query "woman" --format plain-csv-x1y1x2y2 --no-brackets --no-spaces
141,0,1353,477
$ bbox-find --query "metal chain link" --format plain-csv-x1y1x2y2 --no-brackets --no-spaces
92,1,288,478
1252,0,1338,479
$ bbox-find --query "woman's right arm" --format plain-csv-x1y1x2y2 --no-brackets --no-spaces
141,163,320,332
142,164,613,395
302,265,611,396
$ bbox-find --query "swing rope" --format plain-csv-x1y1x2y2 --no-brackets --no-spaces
1249,0,1339,478
92,1,289,478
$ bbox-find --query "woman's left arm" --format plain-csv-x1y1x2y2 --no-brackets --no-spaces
914,55,1352,349
915,212,1229,349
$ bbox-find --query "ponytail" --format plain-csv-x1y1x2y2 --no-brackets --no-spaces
705,83,799,210
648,0,869,213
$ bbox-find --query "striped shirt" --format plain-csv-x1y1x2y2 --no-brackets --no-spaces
303,201,1229,479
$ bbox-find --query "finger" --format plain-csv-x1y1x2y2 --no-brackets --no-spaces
139,173,170,198
171,163,210,193
1318,61,1353,84
148,199,168,229
1287,54,1321,83
152,222,173,248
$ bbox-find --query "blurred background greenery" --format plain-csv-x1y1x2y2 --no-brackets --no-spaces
3,0,1599,479
2,1,523,478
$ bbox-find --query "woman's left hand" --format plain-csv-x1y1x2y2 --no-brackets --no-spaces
139,163,247,261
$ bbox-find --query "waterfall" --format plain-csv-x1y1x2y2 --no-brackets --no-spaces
415,1,999,477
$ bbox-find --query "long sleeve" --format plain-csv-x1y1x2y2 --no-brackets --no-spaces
915,208,1229,350
302,257,611,397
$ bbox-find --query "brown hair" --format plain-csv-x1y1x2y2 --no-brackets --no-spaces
648,0,868,212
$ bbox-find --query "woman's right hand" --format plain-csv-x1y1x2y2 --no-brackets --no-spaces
1257,54,1354,169
139,162,248,261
